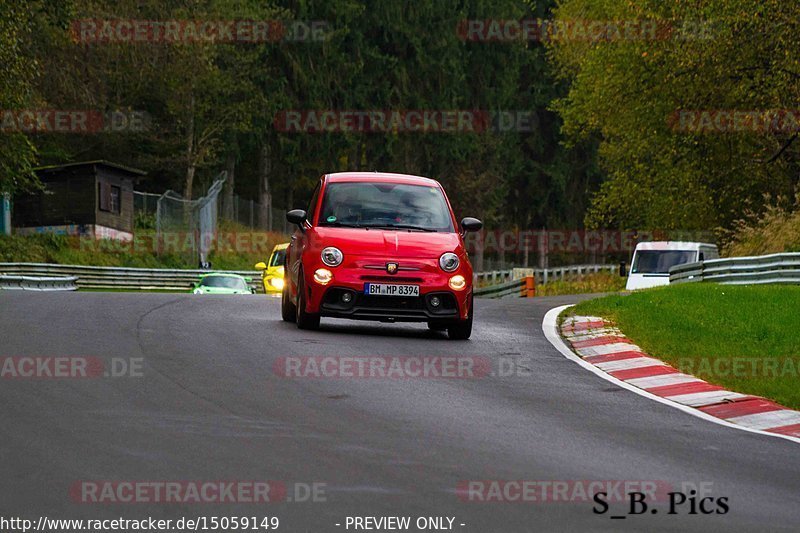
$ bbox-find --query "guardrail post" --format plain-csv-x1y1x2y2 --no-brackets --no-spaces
523,276,535,297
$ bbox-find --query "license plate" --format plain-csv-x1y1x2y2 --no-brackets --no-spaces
364,283,420,297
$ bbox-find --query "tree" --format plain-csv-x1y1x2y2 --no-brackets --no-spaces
549,0,800,232
0,0,47,194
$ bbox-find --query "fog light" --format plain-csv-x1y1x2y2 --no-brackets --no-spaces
269,277,284,290
449,275,467,291
430,296,441,307
342,292,353,303
313,268,333,285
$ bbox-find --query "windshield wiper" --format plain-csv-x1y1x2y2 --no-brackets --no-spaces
360,223,437,232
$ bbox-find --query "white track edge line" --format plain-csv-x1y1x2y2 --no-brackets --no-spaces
542,304,800,446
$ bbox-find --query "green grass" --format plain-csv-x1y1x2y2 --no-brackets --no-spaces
570,284,800,409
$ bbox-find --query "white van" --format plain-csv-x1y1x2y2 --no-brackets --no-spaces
625,241,719,290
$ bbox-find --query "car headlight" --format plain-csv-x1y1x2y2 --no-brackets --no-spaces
269,277,284,290
449,274,467,291
439,252,460,272
321,247,343,267
314,268,333,285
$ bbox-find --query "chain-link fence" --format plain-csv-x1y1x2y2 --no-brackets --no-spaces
133,173,294,267
152,173,227,266
219,194,289,235
133,191,160,230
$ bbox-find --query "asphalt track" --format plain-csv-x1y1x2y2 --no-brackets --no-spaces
1,291,798,532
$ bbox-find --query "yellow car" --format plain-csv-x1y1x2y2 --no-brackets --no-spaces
255,243,289,295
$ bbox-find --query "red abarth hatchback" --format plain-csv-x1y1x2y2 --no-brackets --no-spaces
281,172,483,339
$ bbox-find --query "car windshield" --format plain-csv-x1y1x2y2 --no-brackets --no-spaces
269,249,286,267
199,276,247,289
632,250,697,274
318,182,454,232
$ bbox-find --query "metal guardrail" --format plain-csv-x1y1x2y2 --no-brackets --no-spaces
473,264,617,298
474,264,618,287
0,263,263,292
0,274,78,291
474,269,515,286
473,278,527,299
670,253,800,285
0,261,618,295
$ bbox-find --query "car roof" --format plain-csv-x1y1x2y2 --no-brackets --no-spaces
634,241,717,251
272,242,290,251
325,172,440,187
199,272,245,278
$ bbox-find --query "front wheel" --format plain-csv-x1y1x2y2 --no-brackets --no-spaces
295,273,320,330
281,277,296,322
447,294,473,340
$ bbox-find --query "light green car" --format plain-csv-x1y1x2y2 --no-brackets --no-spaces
191,273,255,295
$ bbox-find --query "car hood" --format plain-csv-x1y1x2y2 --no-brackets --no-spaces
313,227,463,258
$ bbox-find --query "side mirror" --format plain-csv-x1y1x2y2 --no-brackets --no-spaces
254,262,267,270
460,217,483,233
286,209,307,228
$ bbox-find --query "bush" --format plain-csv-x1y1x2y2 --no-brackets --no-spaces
723,198,800,257
134,211,156,230
536,272,625,296
0,233,69,262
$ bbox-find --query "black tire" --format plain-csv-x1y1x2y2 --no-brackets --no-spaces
447,294,473,340
295,273,320,330
281,277,296,322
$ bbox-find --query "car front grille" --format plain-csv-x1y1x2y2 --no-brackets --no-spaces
359,275,425,283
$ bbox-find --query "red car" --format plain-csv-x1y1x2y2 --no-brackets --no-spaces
281,172,482,339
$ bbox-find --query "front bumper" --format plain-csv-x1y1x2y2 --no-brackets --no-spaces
320,287,463,322
263,276,284,294
262,268,285,294
301,260,472,322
